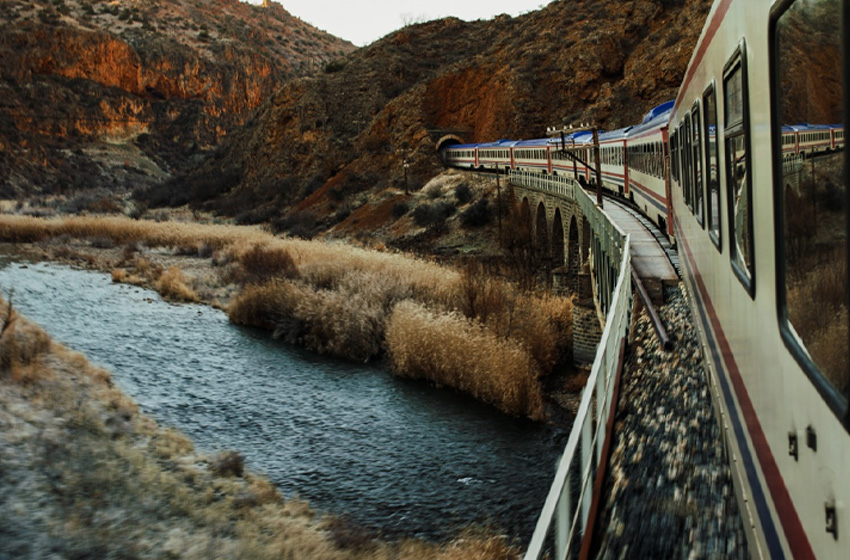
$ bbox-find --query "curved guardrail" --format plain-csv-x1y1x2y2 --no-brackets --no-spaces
509,170,635,560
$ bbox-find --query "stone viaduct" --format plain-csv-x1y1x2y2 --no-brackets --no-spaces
507,172,622,364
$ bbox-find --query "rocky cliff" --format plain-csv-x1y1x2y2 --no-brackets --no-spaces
146,0,712,231
0,0,354,197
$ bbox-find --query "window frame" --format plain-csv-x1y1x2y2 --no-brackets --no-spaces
769,0,850,423
704,82,722,250
692,101,706,228
684,114,693,211
723,42,756,299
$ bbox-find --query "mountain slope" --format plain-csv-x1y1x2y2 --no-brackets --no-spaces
145,0,711,234
0,0,354,197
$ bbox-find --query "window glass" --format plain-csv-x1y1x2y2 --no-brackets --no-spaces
775,0,847,401
705,86,721,247
693,105,705,226
724,56,754,288
685,115,693,211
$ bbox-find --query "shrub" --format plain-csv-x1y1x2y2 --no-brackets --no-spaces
210,450,244,477
386,301,544,419
412,201,454,231
277,210,317,239
454,183,473,204
461,199,492,227
155,267,198,302
392,201,409,219
0,301,52,381
324,59,345,73
234,244,300,285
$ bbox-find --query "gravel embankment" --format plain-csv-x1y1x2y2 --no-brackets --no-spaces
593,284,748,559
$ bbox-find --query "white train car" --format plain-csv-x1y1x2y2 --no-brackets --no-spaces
669,0,848,557
624,103,675,236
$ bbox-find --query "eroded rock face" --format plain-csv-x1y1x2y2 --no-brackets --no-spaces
0,0,354,196
161,0,712,230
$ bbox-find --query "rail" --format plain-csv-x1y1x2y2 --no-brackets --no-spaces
509,170,635,560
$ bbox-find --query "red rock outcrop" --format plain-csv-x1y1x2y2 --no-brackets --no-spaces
0,0,354,196
159,0,712,231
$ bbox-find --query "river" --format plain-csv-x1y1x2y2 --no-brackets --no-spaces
0,259,565,544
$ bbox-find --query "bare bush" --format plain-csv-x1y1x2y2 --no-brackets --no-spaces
233,244,300,285
155,267,198,303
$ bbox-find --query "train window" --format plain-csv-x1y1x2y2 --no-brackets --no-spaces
724,46,755,296
704,84,721,249
692,103,705,227
772,0,848,413
684,114,694,211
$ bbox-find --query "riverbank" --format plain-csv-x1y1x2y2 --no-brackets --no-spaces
0,214,579,420
0,293,521,559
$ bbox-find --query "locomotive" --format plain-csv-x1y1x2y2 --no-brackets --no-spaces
442,0,848,557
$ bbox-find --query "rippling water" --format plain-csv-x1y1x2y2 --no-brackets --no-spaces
0,259,565,543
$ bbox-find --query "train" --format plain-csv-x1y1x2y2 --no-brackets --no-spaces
441,0,848,557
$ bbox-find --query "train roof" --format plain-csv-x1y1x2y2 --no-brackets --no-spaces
784,123,842,132
513,137,551,147
598,126,633,142
641,100,675,124
627,101,674,138
476,139,520,148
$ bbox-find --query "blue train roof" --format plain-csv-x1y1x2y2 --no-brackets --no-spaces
641,100,675,124
628,103,673,138
598,126,633,142
513,137,551,147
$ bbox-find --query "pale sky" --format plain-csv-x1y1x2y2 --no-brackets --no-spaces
246,0,552,47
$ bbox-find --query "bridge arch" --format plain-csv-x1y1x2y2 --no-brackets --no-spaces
535,202,549,255
568,215,580,278
552,208,565,269
582,216,591,269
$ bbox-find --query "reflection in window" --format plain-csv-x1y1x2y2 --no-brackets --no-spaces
693,105,704,226
684,116,693,211
776,0,848,401
724,57,754,287
705,87,721,247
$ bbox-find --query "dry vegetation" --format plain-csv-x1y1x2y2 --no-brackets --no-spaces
0,294,520,559
0,214,575,419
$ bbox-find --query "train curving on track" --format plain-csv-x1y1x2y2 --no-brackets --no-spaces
442,0,848,557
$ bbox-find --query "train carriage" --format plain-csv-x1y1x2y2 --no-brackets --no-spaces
440,2,849,555
670,0,848,557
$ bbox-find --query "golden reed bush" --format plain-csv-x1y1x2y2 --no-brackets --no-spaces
2,215,575,415
0,306,52,382
156,266,199,303
386,301,545,420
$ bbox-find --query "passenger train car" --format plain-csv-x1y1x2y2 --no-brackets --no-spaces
441,0,848,557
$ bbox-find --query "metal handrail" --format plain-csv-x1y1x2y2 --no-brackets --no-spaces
508,170,635,560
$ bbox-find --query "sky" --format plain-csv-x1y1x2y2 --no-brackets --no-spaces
246,0,552,47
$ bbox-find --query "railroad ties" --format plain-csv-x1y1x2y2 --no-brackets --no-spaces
600,199,679,306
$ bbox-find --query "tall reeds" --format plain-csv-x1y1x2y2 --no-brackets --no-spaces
1,214,575,419
386,301,545,420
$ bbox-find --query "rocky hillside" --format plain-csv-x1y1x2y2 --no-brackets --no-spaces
144,0,712,236
0,0,354,198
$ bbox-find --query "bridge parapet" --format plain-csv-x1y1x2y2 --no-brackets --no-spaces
508,170,635,560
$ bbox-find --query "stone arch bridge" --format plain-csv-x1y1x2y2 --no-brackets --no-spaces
508,171,629,363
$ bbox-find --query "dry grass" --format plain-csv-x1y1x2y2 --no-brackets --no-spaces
0,299,52,382
156,266,199,303
1,214,575,417
0,300,521,560
787,255,848,394
386,301,545,419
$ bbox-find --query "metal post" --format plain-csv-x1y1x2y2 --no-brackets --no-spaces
593,129,603,208
403,160,409,194
495,165,503,245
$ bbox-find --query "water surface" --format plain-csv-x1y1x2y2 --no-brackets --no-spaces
0,259,564,543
